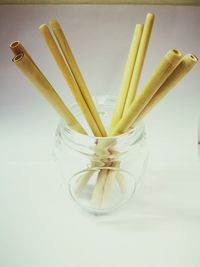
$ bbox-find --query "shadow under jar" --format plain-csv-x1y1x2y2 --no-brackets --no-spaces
54,96,148,215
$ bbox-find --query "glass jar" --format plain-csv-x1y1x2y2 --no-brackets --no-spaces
54,96,148,215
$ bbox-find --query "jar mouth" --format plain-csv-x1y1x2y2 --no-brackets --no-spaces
60,117,144,141
60,96,144,141
55,96,146,157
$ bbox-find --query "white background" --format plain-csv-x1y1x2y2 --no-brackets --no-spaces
0,5,200,267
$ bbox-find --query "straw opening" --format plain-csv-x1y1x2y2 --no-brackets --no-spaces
13,53,23,62
172,49,180,55
10,41,20,48
189,54,198,61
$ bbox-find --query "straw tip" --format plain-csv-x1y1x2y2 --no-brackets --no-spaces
12,52,24,63
50,19,60,29
169,48,182,57
39,24,48,31
146,13,155,20
135,23,144,28
188,53,198,62
9,40,20,48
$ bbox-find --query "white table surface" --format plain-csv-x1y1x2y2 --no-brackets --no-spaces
0,4,200,267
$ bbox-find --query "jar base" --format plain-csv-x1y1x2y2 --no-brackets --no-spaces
68,168,137,215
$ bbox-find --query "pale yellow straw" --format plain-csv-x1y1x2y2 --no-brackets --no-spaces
50,19,107,137
123,13,155,115
109,48,182,136
39,24,102,137
109,24,144,130
12,52,86,134
136,53,198,123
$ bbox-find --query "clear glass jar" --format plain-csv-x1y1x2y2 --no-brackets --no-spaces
54,96,148,215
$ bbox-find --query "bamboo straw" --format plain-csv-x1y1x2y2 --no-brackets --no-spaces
10,41,30,57
91,13,154,207
123,13,155,115
100,52,197,208
136,53,198,123
109,24,144,130
91,169,109,208
49,17,147,205
10,19,198,212
90,160,124,208
109,48,182,136
50,19,107,137
12,52,86,134
93,52,197,209
39,24,102,137
75,138,117,194
90,150,125,208
101,162,120,208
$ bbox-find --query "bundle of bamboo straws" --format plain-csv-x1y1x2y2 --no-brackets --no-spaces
10,13,198,209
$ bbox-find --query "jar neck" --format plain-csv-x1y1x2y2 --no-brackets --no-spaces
57,118,145,160
56,96,145,160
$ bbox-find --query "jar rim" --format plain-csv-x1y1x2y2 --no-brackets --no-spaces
58,96,145,145
60,118,144,141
